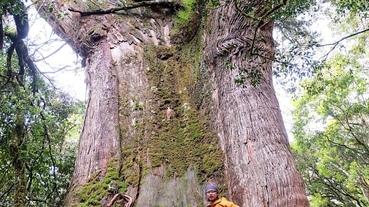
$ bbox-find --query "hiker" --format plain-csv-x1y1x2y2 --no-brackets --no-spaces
205,184,240,207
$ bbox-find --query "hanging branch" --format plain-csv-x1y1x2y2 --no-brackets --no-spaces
3,1,28,84
2,0,41,92
5,32,39,91
68,0,184,16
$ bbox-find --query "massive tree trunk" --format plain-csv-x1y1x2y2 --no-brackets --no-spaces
204,1,309,206
35,0,308,206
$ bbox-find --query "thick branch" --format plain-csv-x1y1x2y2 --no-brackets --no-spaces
13,6,29,39
68,0,183,16
2,0,30,87
5,32,39,91
234,0,286,56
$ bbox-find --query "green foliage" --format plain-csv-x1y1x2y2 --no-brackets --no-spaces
1,0,21,14
330,0,369,14
273,5,325,91
274,0,317,19
274,0,369,92
286,1,369,206
291,37,369,206
0,49,85,206
175,0,197,24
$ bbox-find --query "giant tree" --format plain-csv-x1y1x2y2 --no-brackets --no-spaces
33,0,309,206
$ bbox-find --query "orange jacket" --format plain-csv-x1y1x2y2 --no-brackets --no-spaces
207,197,240,207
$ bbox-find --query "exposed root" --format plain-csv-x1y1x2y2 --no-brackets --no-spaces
107,193,133,207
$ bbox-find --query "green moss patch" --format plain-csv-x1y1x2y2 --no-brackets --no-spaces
175,0,197,24
77,161,127,206
141,40,224,182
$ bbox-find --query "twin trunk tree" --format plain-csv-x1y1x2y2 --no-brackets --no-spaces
35,0,308,206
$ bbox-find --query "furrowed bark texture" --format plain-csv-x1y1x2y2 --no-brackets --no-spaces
35,0,309,206
204,0,309,206
35,1,216,206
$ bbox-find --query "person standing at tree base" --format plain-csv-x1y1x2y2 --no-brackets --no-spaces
205,184,240,207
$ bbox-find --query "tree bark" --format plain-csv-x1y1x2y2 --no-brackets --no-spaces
10,109,26,207
34,0,309,206
204,1,309,206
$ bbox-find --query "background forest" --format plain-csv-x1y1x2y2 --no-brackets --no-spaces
0,0,368,206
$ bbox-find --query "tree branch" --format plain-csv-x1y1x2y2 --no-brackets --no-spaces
318,28,369,61
68,0,183,16
234,0,287,56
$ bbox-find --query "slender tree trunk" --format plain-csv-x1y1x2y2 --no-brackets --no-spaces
10,104,26,207
35,0,309,206
204,1,309,206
